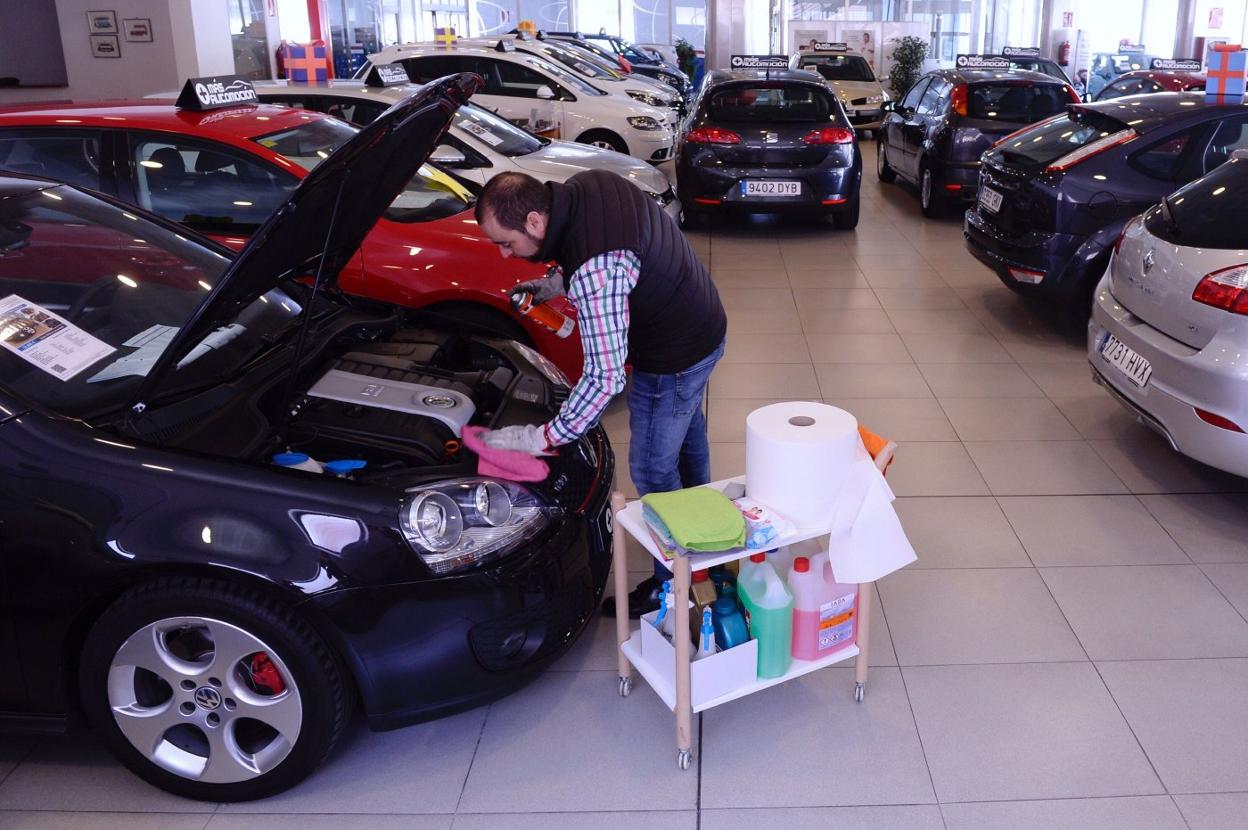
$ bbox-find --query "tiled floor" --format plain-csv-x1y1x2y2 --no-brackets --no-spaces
5,143,1248,829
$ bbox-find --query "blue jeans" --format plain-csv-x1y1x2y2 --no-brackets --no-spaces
628,339,725,579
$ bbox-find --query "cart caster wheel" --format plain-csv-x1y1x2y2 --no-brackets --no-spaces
854,682,865,703
618,676,633,697
677,749,693,770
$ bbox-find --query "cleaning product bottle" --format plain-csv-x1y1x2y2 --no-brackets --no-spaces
511,290,575,338
689,569,718,641
659,581,679,642
711,597,749,652
789,552,858,661
652,579,671,635
737,552,794,678
709,565,735,596
272,452,323,473
694,607,717,661
767,546,797,579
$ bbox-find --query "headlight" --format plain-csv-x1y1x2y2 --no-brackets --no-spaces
657,73,682,89
508,340,570,387
866,95,885,105
628,116,663,131
401,478,551,574
626,90,664,107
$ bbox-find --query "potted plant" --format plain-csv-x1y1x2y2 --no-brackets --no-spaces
887,35,929,99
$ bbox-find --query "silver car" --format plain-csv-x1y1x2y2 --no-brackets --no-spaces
248,80,679,221
1089,153,1248,476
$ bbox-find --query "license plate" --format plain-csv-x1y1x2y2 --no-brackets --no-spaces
979,186,1003,213
742,180,801,197
1100,333,1152,388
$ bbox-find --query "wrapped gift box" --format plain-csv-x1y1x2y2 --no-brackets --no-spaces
283,41,329,83
1206,44,1246,102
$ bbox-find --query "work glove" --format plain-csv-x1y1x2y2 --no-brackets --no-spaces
480,424,551,455
510,267,564,306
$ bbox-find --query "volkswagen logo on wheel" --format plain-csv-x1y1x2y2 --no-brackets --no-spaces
194,686,222,711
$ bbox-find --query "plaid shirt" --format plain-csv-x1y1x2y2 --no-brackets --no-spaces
543,250,640,446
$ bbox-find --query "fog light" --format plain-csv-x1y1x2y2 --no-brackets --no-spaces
1008,266,1045,284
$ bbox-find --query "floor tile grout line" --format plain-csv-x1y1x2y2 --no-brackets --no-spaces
1170,793,1196,830
1086,657,1171,799
0,739,37,791
451,702,492,814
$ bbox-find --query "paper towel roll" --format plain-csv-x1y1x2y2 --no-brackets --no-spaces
745,402,860,528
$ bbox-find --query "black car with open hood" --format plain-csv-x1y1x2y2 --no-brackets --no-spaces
0,73,613,802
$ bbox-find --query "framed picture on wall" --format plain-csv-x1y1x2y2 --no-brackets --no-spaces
123,18,152,42
86,10,118,34
90,34,121,58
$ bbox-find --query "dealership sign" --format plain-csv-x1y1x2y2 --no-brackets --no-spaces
176,76,259,111
1001,46,1041,57
956,54,1010,69
365,63,411,87
1150,58,1203,71
730,55,789,70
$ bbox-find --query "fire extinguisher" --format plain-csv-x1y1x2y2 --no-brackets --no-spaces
1058,40,1071,66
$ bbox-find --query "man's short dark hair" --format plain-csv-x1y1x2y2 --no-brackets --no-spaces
475,171,551,230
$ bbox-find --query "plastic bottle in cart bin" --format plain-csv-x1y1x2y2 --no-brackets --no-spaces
737,552,794,678
789,553,857,660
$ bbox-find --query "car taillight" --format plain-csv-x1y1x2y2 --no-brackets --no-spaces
950,83,968,116
1192,264,1248,314
803,127,855,145
1195,407,1246,433
1114,217,1139,257
1046,129,1137,172
686,126,741,145
1066,85,1081,103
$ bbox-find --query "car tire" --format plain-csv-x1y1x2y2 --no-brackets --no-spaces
576,130,628,155
831,195,860,230
425,302,533,345
876,142,897,182
79,577,352,802
919,164,945,218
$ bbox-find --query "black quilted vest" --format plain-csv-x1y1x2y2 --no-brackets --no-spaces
535,170,726,374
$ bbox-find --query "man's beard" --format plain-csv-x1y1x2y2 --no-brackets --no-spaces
521,228,546,262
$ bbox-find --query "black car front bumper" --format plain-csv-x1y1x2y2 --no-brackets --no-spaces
310,432,614,731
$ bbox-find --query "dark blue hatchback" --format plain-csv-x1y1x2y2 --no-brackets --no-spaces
965,92,1248,308
675,68,862,229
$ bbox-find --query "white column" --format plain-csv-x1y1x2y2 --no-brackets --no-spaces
168,0,234,80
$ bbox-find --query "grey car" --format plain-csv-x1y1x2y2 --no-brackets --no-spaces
1089,153,1248,477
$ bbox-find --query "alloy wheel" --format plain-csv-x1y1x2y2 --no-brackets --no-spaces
921,169,933,208
106,616,302,784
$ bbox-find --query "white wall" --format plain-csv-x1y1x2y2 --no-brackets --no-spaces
0,0,235,105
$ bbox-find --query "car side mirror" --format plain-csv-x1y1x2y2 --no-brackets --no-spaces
535,85,556,100
430,144,467,165
882,100,896,113
1232,148,1248,160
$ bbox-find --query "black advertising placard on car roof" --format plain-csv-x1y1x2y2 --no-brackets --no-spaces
1001,46,1041,57
730,55,789,70
175,76,259,111
1151,58,1203,71
365,63,410,87
956,54,1011,70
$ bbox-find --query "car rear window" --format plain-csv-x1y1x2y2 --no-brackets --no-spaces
992,110,1128,169
798,55,875,82
706,84,836,123
969,83,1071,122
1146,157,1248,249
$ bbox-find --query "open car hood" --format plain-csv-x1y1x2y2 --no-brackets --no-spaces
132,73,482,407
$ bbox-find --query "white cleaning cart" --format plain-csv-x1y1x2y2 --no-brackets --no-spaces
609,475,890,770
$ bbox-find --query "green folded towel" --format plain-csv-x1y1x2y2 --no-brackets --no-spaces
641,487,746,552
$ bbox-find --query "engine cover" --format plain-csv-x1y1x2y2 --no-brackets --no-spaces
306,368,475,436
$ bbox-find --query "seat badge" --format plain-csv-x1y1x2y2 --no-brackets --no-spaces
765,131,778,144
360,384,383,397
1142,249,1155,275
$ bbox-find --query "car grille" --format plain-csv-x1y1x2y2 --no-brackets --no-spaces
468,568,597,672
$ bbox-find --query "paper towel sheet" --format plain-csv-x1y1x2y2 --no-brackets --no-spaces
823,453,917,584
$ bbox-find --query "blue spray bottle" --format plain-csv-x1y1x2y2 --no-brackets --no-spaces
694,607,717,661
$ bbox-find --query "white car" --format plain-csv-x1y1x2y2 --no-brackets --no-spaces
248,79,679,221
791,45,889,131
1089,153,1248,477
359,41,676,161
468,35,683,118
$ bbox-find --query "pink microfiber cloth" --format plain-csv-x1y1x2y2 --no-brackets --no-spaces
462,426,550,482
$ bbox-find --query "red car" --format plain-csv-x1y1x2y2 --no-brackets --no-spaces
0,100,583,379
1094,68,1206,101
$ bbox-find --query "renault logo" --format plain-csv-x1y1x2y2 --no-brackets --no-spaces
1142,249,1155,274
194,686,222,711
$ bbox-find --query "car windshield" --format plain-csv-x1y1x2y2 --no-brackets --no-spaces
707,84,835,123
251,120,474,222
534,43,621,80
798,55,876,82
456,104,544,156
992,110,1127,168
969,83,1071,122
523,54,605,96
0,185,303,417
1149,156,1248,249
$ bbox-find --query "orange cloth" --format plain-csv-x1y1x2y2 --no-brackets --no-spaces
858,425,897,475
